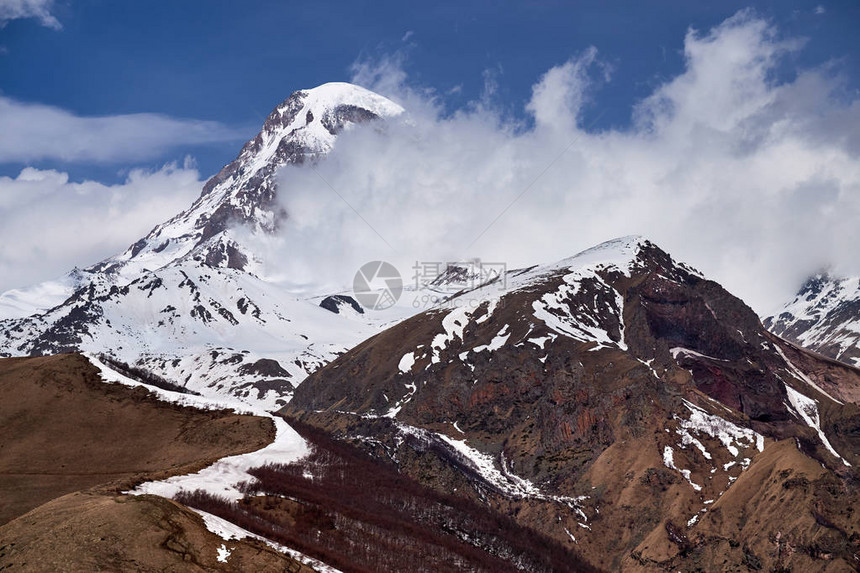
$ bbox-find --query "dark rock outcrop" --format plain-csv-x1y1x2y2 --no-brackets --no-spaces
319,295,364,315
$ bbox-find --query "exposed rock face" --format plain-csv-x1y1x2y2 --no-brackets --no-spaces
319,294,364,315
765,273,860,368
285,237,860,572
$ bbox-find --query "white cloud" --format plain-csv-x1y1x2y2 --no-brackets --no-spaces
271,9,860,315
0,0,60,29
0,96,245,164
0,163,203,292
526,46,603,131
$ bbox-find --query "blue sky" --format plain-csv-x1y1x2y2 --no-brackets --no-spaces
1,0,856,181
0,1,859,311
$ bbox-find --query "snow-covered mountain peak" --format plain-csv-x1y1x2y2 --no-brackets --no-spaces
232,82,403,179
0,82,414,407
765,273,860,367
115,82,402,277
0,83,403,320
504,235,702,292
556,235,645,270
291,82,404,120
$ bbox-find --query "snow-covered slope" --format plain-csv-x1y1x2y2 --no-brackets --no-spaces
0,83,405,408
0,270,89,321
764,274,860,368
0,265,385,409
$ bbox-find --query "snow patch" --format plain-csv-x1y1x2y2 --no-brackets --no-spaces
216,544,232,563
398,351,416,373
473,324,511,353
670,347,727,362
430,306,472,364
784,384,850,466
679,400,764,458
662,446,702,491
687,514,699,527
385,381,417,418
773,344,843,404
527,334,556,350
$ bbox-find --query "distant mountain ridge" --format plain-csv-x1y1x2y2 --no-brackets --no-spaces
765,273,860,368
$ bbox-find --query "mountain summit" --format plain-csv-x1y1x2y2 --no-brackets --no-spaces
0,83,403,407
0,83,403,320
108,82,404,279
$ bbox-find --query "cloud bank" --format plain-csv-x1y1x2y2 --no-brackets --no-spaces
0,96,246,164
273,10,860,315
0,0,60,29
0,163,203,292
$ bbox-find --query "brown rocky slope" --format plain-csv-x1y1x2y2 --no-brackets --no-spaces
284,237,860,572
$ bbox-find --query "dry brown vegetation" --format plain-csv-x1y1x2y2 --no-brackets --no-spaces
0,491,317,572
0,353,274,524
175,419,601,573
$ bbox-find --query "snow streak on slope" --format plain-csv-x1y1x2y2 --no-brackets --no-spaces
772,343,843,405
198,511,343,573
783,383,851,467
89,352,311,502
391,421,590,522
134,412,310,501
663,446,702,491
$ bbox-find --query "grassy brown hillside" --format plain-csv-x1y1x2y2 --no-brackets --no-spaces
0,353,273,524
0,353,315,572
0,491,317,572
